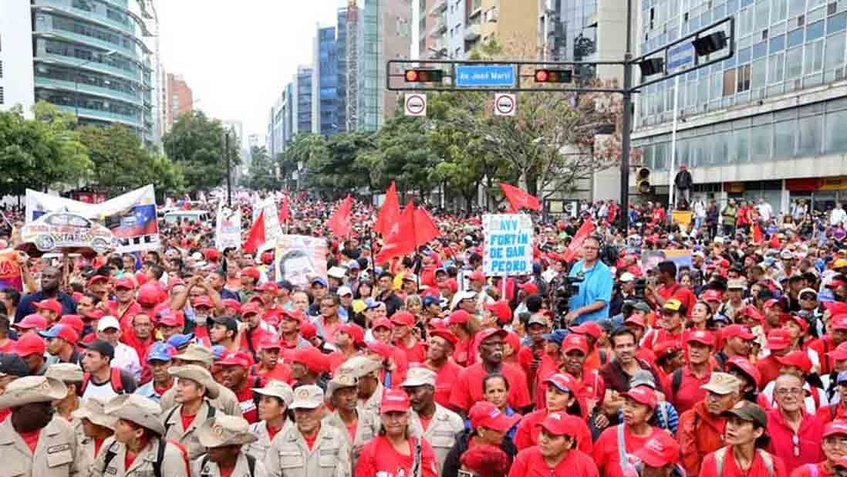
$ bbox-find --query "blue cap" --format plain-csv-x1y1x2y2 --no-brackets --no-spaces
38,324,71,340
310,277,328,288
422,296,440,308
211,345,227,360
365,298,384,310
146,342,176,362
838,371,847,384
542,329,568,345
166,333,195,350
819,289,836,303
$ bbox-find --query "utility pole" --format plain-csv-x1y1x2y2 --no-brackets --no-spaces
225,130,232,206
619,0,633,233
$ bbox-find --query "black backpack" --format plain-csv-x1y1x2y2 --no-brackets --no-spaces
102,438,179,477
199,454,256,477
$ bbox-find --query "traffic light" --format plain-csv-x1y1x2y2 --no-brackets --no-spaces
534,69,572,83
636,167,652,194
404,69,444,83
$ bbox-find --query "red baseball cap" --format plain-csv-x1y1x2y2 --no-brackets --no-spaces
824,421,847,438
221,299,241,313
468,401,520,432
158,312,185,328
518,281,539,295
57,315,84,334
81,309,104,321
86,275,109,288
686,330,715,347
543,373,578,394
292,346,327,373
701,289,723,302
447,310,470,326
484,301,512,324
34,299,62,315
257,282,279,294
218,351,252,368
537,411,581,437
831,314,847,331
192,296,214,309
114,277,135,290
737,305,765,323
14,332,46,357
766,329,792,351
380,389,411,413
467,270,486,282
624,315,647,328
338,323,365,345
300,322,317,339
622,385,658,409
429,329,458,347
776,351,812,374
39,324,78,345
202,248,220,262
241,267,261,281
476,328,507,345
280,309,305,324
632,431,681,468
783,314,809,333
763,298,785,310
15,314,49,331
240,302,262,317
830,342,847,361
570,322,603,339
824,302,847,315
390,311,416,327
561,334,589,354
372,318,394,330
727,356,761,389
258,338,282,351
722,324,755,341
367,341,395,360
137,284,163,307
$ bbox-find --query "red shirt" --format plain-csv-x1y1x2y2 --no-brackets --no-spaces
18,429,39,453
429,360,462,408
395,339,426,366
766,409,824,473
220,464,235,477
791,463,833,477
757,355,784,387
319,318,341,345
354,435,438,477
180,411,196,432
657,282,696,317
671,366,712,415
125,451,137,471
109,300,142,328
453,336,474,367
449,361,531,412
234,385,258,423
267,423,283,442
508,446,599,477
514,410,591,454
304,432,318,450
593,425,667,477
345,420,357,441
517,344,545,384
255,362,293,385
698,447,788,477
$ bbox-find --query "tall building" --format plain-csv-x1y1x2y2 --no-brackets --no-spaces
336,8,348,133
633,0,847,211
464,0,538,55
30,0,157,141
444,0,465,59
294,66,314,135
313,25,340,136
0,0,36,115
164,73,192,132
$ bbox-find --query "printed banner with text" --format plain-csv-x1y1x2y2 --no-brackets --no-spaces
482,214,534,276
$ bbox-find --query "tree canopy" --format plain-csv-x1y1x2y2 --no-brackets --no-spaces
162,111,241,191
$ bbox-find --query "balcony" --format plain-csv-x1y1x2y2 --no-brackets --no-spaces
430,0,447,15
36,53,145,86
33,0,136,35
56,104,142,128
35,76,142,105
430,17,447,37
464,23,481,41
33,27,140,60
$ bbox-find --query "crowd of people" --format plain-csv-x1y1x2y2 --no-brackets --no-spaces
3,191,847,477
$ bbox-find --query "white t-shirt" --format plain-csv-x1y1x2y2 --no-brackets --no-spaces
82,375,121,401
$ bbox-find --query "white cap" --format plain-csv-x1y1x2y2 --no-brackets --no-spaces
337,286,353,297
328,266,347,279
97,316,120,332
620,272,636,283
400,367,437,387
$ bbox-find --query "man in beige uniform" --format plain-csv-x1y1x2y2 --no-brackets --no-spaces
336,356,383,415
401,367,464,471
322,372,380,463
0,376,80,477
159,344,241,415
92,394,188,477
161,364,221,459
72,397,116,477
264,385,351,477
194,415,269,477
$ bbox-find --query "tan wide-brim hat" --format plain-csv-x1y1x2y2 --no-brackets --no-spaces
327,372,358,397
253,380,294,406
174,343,214,365
168,365,220,399
72,396,116,430
0,376,68,409
196,415,258,448
45,363,84,383
105,394,165,435
337,356,381,379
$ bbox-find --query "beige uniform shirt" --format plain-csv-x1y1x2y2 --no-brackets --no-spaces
192,452,269,477
246,420,294,463
358,382,383,415
409,404,464,472
91,438,189,477
78,434,115,477
263,423,351,477
162,400,218,460
0,414,80,477
321,408,379,465
159,384,241,416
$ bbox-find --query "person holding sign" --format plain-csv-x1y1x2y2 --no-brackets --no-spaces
566,237,613,325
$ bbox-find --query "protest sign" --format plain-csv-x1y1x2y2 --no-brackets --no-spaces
254,198,283,247
274,234,328,289
0,249,22,291
215,204,242,250
482,214,534,276
641,249,693,274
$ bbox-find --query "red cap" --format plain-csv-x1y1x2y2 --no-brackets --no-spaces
701,289,723,302
192,296,214,309
134,272,148,286
832,314,847,331
292,346,327,373
624,315,646,328
258,338,282,351
447,310,470,326
722,324,756,341
137,283,163,306
764,298,785,310
686,330,715,347
202,248,220,262
766,329,792,351
86,275,109,288
622,385,658,409
476,328,507,345
518,281,539,295
831,342,847,362
158,312,185,328
429,329,458,347
278,309,303,324
221,299,241,313
824,302,847,315
824,421,847,438
783,314,809,333
14,332,46,357
468,270,486,282
738,305,765,323
543,373,578,394
469,401,520,432
114,277,135,290
81,309,104,321
484,301,512,324
218,351,252,368
380,389,411,413
632,431,681,468
257,282,279,294
776,351,812,374
299,322,317,339
40,324,79,345
372,318,394,330
15,314,48,331
240,302,262,317
247,295,266,305
57,315,84,334
570,321,603,339
390,311,416,327
504,331,521,353
338,323,365,345
727,356,761,389
561,334,589,354
241,267,261,281
367,341,395,360
536,411,580,437
34,299,62,315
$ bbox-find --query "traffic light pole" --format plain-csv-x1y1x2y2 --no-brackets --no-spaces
619,0,633,233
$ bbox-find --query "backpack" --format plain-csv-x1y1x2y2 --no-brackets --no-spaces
103,438,189,477
163,399,217,436
80,368,124,396
199,453,256,477
714,447,774,477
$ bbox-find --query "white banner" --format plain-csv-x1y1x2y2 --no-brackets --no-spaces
254,198,283,248
25,185,160,253
274,234,328,289
215,203,241,251
482,214,534,276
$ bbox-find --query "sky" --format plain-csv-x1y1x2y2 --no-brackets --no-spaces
157,1,343,144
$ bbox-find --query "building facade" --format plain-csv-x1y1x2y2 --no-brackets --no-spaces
295,66,314,135
0,0,36,115
30,0,156,141
164,72,192,132
633,0,847,212
336,8,348,133
313,25,340,136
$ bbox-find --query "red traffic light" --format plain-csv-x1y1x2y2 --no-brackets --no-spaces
534,70,549,82
534,69,572,83
404,69,444,83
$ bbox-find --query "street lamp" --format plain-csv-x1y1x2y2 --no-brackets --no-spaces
74,49,117,118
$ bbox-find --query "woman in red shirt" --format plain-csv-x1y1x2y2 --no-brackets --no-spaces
508,412,599,477
514,373,593,454
354,389,438,477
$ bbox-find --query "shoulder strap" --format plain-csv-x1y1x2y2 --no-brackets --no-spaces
714,447,727,476
81,373,91,394
616,424,628,473
111,368,124,394
757,449,774,477
412,436,422,477
599,350,608,365
200,455,209,476
103,446,117,472
153,438,166,477
162,405,180,436
207,400,217,418
246,453,257,477
672,369,684,396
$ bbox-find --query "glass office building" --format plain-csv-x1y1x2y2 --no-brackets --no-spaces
314,25,340,136
633,0,847,211
31,0,154,141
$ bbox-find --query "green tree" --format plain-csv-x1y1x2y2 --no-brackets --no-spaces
244,145,283,191
282,133,328,192
372,116,438,200
0,102,92,196
162,111,240,191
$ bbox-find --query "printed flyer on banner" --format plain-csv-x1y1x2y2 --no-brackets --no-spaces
254,197,283,247
273,234,328,289
482,214,534,276
0,249,23,291
642,249,693,273
215,204,242,251
25,185,160,253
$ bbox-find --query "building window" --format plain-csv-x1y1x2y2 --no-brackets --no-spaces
797,115,822,155
826,109,847,153
774,119,796,158
724,68,737,95
0,86,4,104
737,64,752,91
0,60,3,78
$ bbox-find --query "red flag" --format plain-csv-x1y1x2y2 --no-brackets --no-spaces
327,195,353,238
413,205,440,247
562,220,596,262
243,211,266,254
499,183,541,213
752,223,764,243
278,195,290,222
375,181,400,236
376,203,417,263
769,232,781,249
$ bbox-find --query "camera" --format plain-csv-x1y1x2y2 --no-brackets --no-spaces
552,275,584,328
